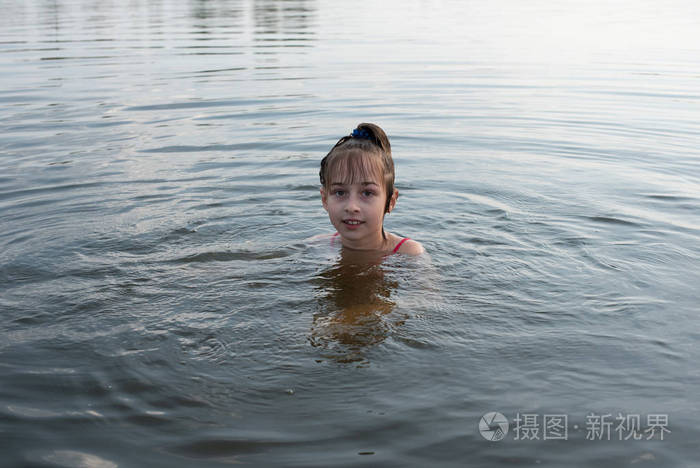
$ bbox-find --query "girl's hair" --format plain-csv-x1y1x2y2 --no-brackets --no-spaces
319,123,395,239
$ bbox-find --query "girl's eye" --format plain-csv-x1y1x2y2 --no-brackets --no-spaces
333,190,345,196
362,190,375,197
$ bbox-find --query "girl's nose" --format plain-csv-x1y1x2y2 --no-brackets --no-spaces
345,194,360,212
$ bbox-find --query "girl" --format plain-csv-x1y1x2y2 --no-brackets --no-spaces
319,123,424,256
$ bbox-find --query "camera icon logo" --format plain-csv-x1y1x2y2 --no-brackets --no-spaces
479,412,509,441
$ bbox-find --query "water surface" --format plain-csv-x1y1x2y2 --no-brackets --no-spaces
1,1,700,466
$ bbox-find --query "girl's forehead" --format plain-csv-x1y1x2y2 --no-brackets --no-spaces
327,150,384,185
329,171,381,184
331,180,382,188
329,174,382,186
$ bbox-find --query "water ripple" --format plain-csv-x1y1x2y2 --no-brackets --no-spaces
2,0,699,466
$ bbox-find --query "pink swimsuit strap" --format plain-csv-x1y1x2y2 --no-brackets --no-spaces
392,237,410,254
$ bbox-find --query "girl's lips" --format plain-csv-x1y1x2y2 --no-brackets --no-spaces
342,219,364,229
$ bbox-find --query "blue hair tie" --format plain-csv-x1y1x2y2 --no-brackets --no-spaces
351,128,370,139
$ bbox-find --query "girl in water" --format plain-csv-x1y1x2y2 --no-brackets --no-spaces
319,123,424,256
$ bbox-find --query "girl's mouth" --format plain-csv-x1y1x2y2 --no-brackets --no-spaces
342,219,364,229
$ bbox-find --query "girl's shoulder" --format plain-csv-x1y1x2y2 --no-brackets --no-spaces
392,235,424,256
306,232,341,248
306,232,335,242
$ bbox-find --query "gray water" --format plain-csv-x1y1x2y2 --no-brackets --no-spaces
2,1,700,466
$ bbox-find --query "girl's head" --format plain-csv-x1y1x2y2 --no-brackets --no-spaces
319,123,397,242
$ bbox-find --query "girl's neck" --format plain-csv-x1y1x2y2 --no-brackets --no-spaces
338,230,391,252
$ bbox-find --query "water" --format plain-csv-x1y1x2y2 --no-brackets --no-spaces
2,1,699,466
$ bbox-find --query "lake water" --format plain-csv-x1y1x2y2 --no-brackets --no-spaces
1,1,699,466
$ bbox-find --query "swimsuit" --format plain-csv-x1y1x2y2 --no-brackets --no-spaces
392,237,410,254
331,232,410,254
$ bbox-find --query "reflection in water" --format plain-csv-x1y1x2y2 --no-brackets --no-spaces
310,248,403,363
191,0,242,21
253,0,316,59
253,0,316,33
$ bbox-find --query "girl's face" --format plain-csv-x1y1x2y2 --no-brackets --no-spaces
321,177,397,250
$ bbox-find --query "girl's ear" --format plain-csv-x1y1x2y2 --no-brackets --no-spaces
320,187,328,211
388,188,399,213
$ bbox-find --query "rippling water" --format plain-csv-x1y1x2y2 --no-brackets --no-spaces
2,1,700,466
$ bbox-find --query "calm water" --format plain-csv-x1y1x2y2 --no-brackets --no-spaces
2,1,700,466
